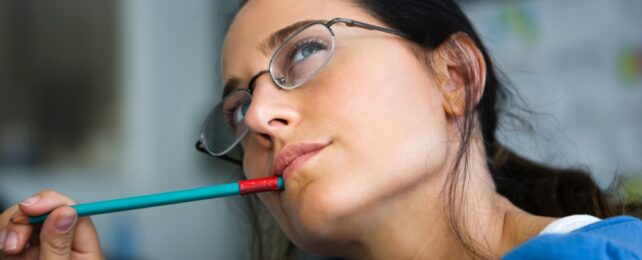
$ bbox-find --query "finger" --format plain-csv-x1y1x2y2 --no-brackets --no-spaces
3,245,40,260
0,226,6,252
16,190,76,217
1,191,78,257
1,204,20,228
11,190,101,257
71,217,102,255
4,246,40,260
2,189,75,256
2,216,32,255
39,206,77,260
1,205,19,253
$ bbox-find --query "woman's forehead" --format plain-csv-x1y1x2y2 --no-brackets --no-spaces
221,0,371,80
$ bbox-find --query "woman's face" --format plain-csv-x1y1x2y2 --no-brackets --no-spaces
223,0,453,253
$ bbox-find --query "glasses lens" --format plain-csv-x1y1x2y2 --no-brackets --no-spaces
270,23,335,89
201,90,251,156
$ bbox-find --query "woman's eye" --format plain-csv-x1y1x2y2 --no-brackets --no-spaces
289,40,326,64
292,45,321,63
224,100,249,130
233,102,249,125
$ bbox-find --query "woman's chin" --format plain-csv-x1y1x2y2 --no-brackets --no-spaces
283,177,364,250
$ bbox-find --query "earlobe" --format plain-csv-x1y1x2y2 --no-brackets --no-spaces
433,33,487,118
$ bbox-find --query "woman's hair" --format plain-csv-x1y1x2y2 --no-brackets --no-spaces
231,0,639,259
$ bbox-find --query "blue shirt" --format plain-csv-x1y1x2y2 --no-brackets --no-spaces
503,216,642,259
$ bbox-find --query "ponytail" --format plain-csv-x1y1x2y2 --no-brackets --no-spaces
488,142,639,218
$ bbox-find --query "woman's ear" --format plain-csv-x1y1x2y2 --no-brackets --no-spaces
431,33,487,117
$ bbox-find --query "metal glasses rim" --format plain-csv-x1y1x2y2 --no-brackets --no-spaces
199,90,252,156
268,21,337,90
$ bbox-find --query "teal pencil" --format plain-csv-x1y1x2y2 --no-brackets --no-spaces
14,176,283,224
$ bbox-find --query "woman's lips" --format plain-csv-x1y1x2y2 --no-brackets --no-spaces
272,142,328,180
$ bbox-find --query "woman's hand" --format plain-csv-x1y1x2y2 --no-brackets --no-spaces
0,190,103,259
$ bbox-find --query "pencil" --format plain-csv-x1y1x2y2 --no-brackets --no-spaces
12,176,283,225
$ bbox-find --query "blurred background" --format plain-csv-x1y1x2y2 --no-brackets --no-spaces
0,0,640,259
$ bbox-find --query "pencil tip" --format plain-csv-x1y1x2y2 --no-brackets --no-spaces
11,215,29,225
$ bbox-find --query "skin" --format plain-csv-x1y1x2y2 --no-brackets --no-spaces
0,0,555,259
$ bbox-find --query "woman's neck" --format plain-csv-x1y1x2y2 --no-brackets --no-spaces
336,141,556,259
498,204,558,256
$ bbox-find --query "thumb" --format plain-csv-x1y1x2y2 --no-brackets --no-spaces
39,206,78,260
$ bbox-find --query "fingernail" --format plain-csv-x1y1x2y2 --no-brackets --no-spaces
4,231,17,250
0,228,6,250
55,212,77,233
19,195,40,207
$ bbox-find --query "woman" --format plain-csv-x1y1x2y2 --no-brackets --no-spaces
1,0,641,259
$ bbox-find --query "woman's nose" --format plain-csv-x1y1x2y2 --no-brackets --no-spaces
243,74,300,143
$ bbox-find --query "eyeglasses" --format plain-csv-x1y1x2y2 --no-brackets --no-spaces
196,18,407,164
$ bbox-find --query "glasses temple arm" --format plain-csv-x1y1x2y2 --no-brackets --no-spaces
195,140,243,165
326,18,409,38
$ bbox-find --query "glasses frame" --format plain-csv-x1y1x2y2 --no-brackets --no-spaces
196,17,408,165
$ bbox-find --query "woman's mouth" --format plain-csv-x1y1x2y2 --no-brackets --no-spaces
272,142,329,180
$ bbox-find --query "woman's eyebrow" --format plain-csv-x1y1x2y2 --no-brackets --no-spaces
223,77,241,98
259,19,326,56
